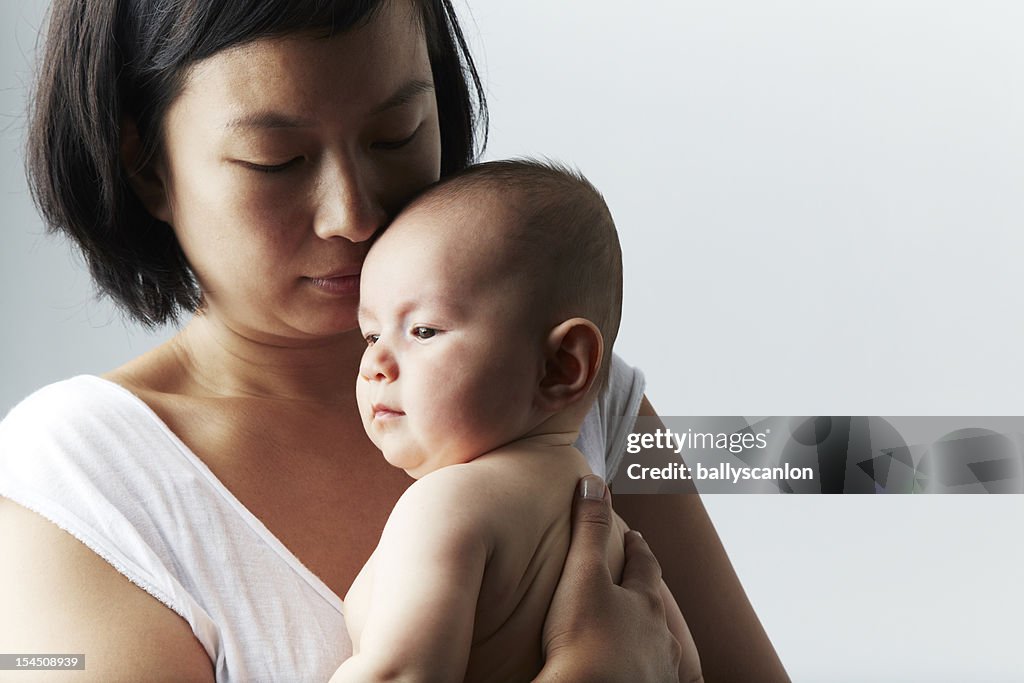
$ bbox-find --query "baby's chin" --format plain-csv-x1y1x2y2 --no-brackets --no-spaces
379,447,430,479
392,456,442,481
381,448,477,480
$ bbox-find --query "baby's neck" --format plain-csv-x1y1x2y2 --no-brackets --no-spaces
509,430,580,450
518,406,590,448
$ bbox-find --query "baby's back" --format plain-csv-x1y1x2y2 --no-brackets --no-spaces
341,439,626,683
461,443,625,682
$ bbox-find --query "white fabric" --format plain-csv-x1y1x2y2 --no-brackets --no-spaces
0,354,644,682
575,353,647,480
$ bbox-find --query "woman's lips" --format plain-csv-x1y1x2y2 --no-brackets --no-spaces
306,273,360,296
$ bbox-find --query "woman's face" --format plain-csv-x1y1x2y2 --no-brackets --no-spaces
153,0,441,344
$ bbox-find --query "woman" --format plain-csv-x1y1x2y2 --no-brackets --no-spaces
0,0,785,680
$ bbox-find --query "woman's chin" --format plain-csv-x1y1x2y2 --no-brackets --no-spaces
274,309,361,343
300,306,360,337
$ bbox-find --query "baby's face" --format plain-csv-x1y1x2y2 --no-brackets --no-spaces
356,199,545,479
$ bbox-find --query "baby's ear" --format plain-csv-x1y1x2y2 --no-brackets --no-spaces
120,117,173,224
536,318,604,412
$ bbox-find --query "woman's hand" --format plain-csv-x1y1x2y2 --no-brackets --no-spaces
536,475,702,683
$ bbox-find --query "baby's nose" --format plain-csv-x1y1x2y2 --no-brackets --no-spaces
359,341,398,382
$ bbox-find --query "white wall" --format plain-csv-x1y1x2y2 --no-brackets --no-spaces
3,1,1023,680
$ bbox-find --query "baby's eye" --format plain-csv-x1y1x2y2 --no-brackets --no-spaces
364,333,380,346
411,326,438,340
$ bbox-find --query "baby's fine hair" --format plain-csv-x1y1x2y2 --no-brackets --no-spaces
410,159,623,387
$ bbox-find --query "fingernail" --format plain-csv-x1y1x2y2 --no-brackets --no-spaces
579,475,606,500
627,529,644,540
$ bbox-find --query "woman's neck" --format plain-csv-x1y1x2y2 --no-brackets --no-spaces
167,313,366,406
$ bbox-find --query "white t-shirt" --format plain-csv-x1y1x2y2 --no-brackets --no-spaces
0,355,645,682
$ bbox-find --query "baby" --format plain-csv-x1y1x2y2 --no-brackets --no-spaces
331,160,689,682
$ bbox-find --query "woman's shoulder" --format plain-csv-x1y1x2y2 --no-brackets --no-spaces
600,352,646,417
0,375,196,616
0,374,180,490
1,375,135,433
576,352,647,478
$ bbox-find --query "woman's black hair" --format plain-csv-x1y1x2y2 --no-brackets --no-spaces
26,0,488,326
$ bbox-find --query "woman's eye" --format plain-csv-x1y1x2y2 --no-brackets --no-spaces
364,333,380,346
240,157,303,174
371,125,421,151
411,326,437,340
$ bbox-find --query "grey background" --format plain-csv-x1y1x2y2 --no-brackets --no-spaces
3,0,1023,680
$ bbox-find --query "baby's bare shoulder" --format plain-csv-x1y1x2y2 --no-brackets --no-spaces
401,460,511,505
386,464,511,542
392,455,571,545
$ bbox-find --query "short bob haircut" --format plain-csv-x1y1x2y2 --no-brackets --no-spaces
26,0,487,326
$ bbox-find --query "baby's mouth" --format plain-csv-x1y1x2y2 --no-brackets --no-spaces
371,404,405,420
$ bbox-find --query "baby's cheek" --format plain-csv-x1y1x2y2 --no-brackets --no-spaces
453,377,519,441
354,383,372,423
445,373,492,416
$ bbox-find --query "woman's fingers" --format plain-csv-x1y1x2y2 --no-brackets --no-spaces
620,529,664,598
565,474,614,580
537,475,686,682
542,474,614,652
620,521,704,683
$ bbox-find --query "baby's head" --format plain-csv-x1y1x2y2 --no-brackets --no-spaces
356,159,622,479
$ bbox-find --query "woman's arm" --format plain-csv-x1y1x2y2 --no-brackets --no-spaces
613,397,790,682
0,499,215,683
537,476,702,683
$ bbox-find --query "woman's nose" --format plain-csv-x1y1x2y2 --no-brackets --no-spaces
313,155,387,243
359,341,398,382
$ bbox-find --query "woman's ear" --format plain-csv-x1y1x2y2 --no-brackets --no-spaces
537,318,604,412
120,117,172,224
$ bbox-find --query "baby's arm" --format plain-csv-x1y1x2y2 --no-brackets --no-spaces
330,468,489,683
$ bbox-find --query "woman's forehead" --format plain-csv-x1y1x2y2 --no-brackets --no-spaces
176,0,430,120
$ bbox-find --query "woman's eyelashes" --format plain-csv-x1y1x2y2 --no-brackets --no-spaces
233,121,423,172
238,157,304,174
370,122,423,151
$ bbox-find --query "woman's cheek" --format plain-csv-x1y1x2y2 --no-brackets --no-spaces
223,179,309,246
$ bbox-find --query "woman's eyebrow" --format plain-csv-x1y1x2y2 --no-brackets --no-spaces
223,79,435,130
225,111,316,130
370,79,435,115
